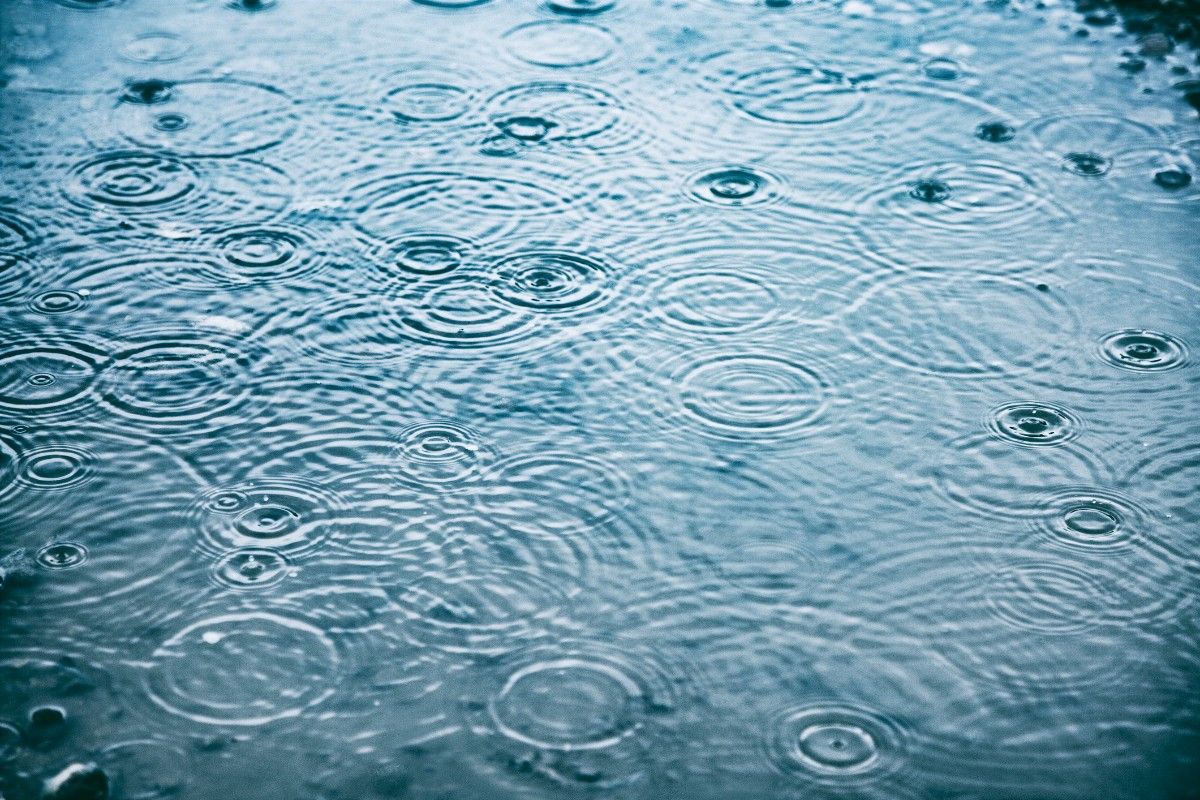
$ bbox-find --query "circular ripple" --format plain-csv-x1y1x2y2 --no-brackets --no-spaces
96,326,262,431
469,638,680,791
383,82,471,122
767,703,905,783
0,337,105,413
857,159,1059,234
1030,112,1161,169
1031,487,1149,553
30,289,87,315
716,538,819,599
273,294,420,366
698,47,870,131
844,271,1074,378
0,207,41,251
211,548,292,591
549,0,614,12
392,421,489,489
393,568,567,657
389,280,540,355
112,78,297,157
65,151,199,211
618,223,864,330
1098,329,1189,372
1,253,38,302
120,32,190,63
1110,146,1200,205
193,479,344,556
18,445,93,489
987,401,1081,446
983,558,1110,634
1129,443,1200,522
661,350,830,441
489,250,615,314
145,610,339,726
213,224,325,286
502,21,617,68
413,0,492,6
370,233,474,278
928,431,1111,520
685,165,784,207
35,542,89,570
492,660,640,750
728,63,864,127
352,166,581,243
1062,151,1111,177
484,82,637,153
98,739,189,800
647,265,783,333
481,450,631,536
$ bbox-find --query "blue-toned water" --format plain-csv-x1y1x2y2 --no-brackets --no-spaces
1,0,1199,797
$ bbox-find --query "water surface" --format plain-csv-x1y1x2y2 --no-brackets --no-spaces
1,0,1199,797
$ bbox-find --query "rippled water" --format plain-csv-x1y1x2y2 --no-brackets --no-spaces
2,0,1199,797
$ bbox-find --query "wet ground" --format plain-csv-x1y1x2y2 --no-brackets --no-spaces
1,0,1199,798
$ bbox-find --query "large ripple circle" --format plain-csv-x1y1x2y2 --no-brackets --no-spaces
844,270,1075,378
145,611,339,726
673,351,829,440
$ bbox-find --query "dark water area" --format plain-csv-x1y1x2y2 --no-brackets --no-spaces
1,0,1199,797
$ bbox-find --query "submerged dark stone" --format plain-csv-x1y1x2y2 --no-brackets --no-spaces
41,763,108,800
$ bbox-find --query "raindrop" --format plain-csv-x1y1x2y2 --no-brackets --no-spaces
36,542,89,570
1062,151,1112,177
987,402,1081,446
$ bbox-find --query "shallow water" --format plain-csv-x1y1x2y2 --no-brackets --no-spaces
1,0,1199,797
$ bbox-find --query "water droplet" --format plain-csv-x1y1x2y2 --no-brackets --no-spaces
1153,166,1192,190
152,111,189,132
490,251,614,313
686,166,781,206
194,479,342,555
121,78,173,105
976,120,1016,142
548,0,614,13
768,704,903,780
922,57,961,80
908,178,951,202
36,542,89,569
1062,151,1112,177
211,548,291,590
496,115,558,142
988,402,1081,446
227,0,275,11
392,421,489,487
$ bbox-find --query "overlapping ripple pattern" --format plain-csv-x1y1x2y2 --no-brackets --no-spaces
1,0,1198,797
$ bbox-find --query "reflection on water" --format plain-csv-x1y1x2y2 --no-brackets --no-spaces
1,0,1199,797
